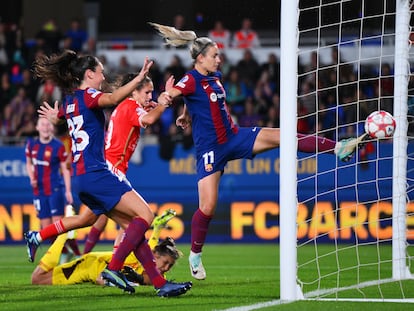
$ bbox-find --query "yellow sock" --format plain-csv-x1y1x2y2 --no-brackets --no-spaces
38,234,68,272
148,227,161,250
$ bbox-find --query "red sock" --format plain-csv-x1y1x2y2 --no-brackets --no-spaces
191,208,213,253
108,217,148,271
133,242,166,288
39,220,66,241
83,226,103,254
66,239,81,256
297,133,336,153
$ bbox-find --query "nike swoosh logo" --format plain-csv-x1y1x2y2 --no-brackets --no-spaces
252,127,257,132
203,85,209,89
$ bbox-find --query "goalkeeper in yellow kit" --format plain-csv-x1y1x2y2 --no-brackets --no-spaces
31,209,180,286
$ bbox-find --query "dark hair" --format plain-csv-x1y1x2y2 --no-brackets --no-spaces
154,237,182,260
116,73,152,91
33,50,100,93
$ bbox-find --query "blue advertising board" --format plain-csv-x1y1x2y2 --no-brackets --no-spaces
0,141,412,244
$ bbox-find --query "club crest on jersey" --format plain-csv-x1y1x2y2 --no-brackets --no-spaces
205,163,213,172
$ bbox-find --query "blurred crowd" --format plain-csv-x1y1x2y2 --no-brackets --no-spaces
0,16,405,153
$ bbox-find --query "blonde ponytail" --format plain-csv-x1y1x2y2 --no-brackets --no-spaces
148,22,197,47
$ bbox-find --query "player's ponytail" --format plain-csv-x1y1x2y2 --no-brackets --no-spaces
149,22,215,61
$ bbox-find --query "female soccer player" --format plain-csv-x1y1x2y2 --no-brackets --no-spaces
31,211,180,287
24,50,191,297
83,73,175,254
149,22,360,280
25,117,81,260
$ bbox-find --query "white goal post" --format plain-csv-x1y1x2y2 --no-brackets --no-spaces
280,0,414,302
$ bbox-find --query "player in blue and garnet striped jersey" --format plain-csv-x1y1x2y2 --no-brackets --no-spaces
25,117,81,260
25,117,72,229
149,22,361,281
24,50,192,297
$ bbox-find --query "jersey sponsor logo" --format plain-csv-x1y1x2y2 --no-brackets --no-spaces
32,159,49,166
210,93,217,102
66,104,75,114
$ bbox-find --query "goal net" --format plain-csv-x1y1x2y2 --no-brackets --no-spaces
280,0,414,301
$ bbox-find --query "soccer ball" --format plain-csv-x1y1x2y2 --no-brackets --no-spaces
364,110,396,139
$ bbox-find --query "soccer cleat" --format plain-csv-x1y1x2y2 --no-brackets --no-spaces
189,251,206,280
152,209,177,230
101,267,135,294
334,133,368,162
156,280,192,297
24,231,40,263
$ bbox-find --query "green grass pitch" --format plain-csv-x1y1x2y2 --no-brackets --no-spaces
0,243,413,310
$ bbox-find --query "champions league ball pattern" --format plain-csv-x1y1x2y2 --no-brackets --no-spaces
364,110,396,139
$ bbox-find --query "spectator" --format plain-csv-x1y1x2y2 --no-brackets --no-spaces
15,102,36,139
165,54,186,81
264,103,280,128
260,52,280,89
9,86,33,119
20,68,40,104
166,14,188,50
224,67,249,117
299,80,317,132
173,14,186,31
254,69,277,106
0,72,16,115
35,19,63,56
115,55,134,76
64,18,88,53
218,52,231,80
97,54,116,83
238,97,261,127
5,86,33,141
36,79,62,109
0,22,10,74
236,48,260,94
208,20,231,49
232,18,260,48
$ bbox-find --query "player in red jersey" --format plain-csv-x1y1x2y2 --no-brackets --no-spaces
149,22,361,281
83,73,175,254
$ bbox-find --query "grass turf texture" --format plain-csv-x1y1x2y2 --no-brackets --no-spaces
0,244,413,310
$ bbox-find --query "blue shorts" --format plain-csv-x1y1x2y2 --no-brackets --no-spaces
33,188,65,219
196,127,261,181
74,169,132,216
